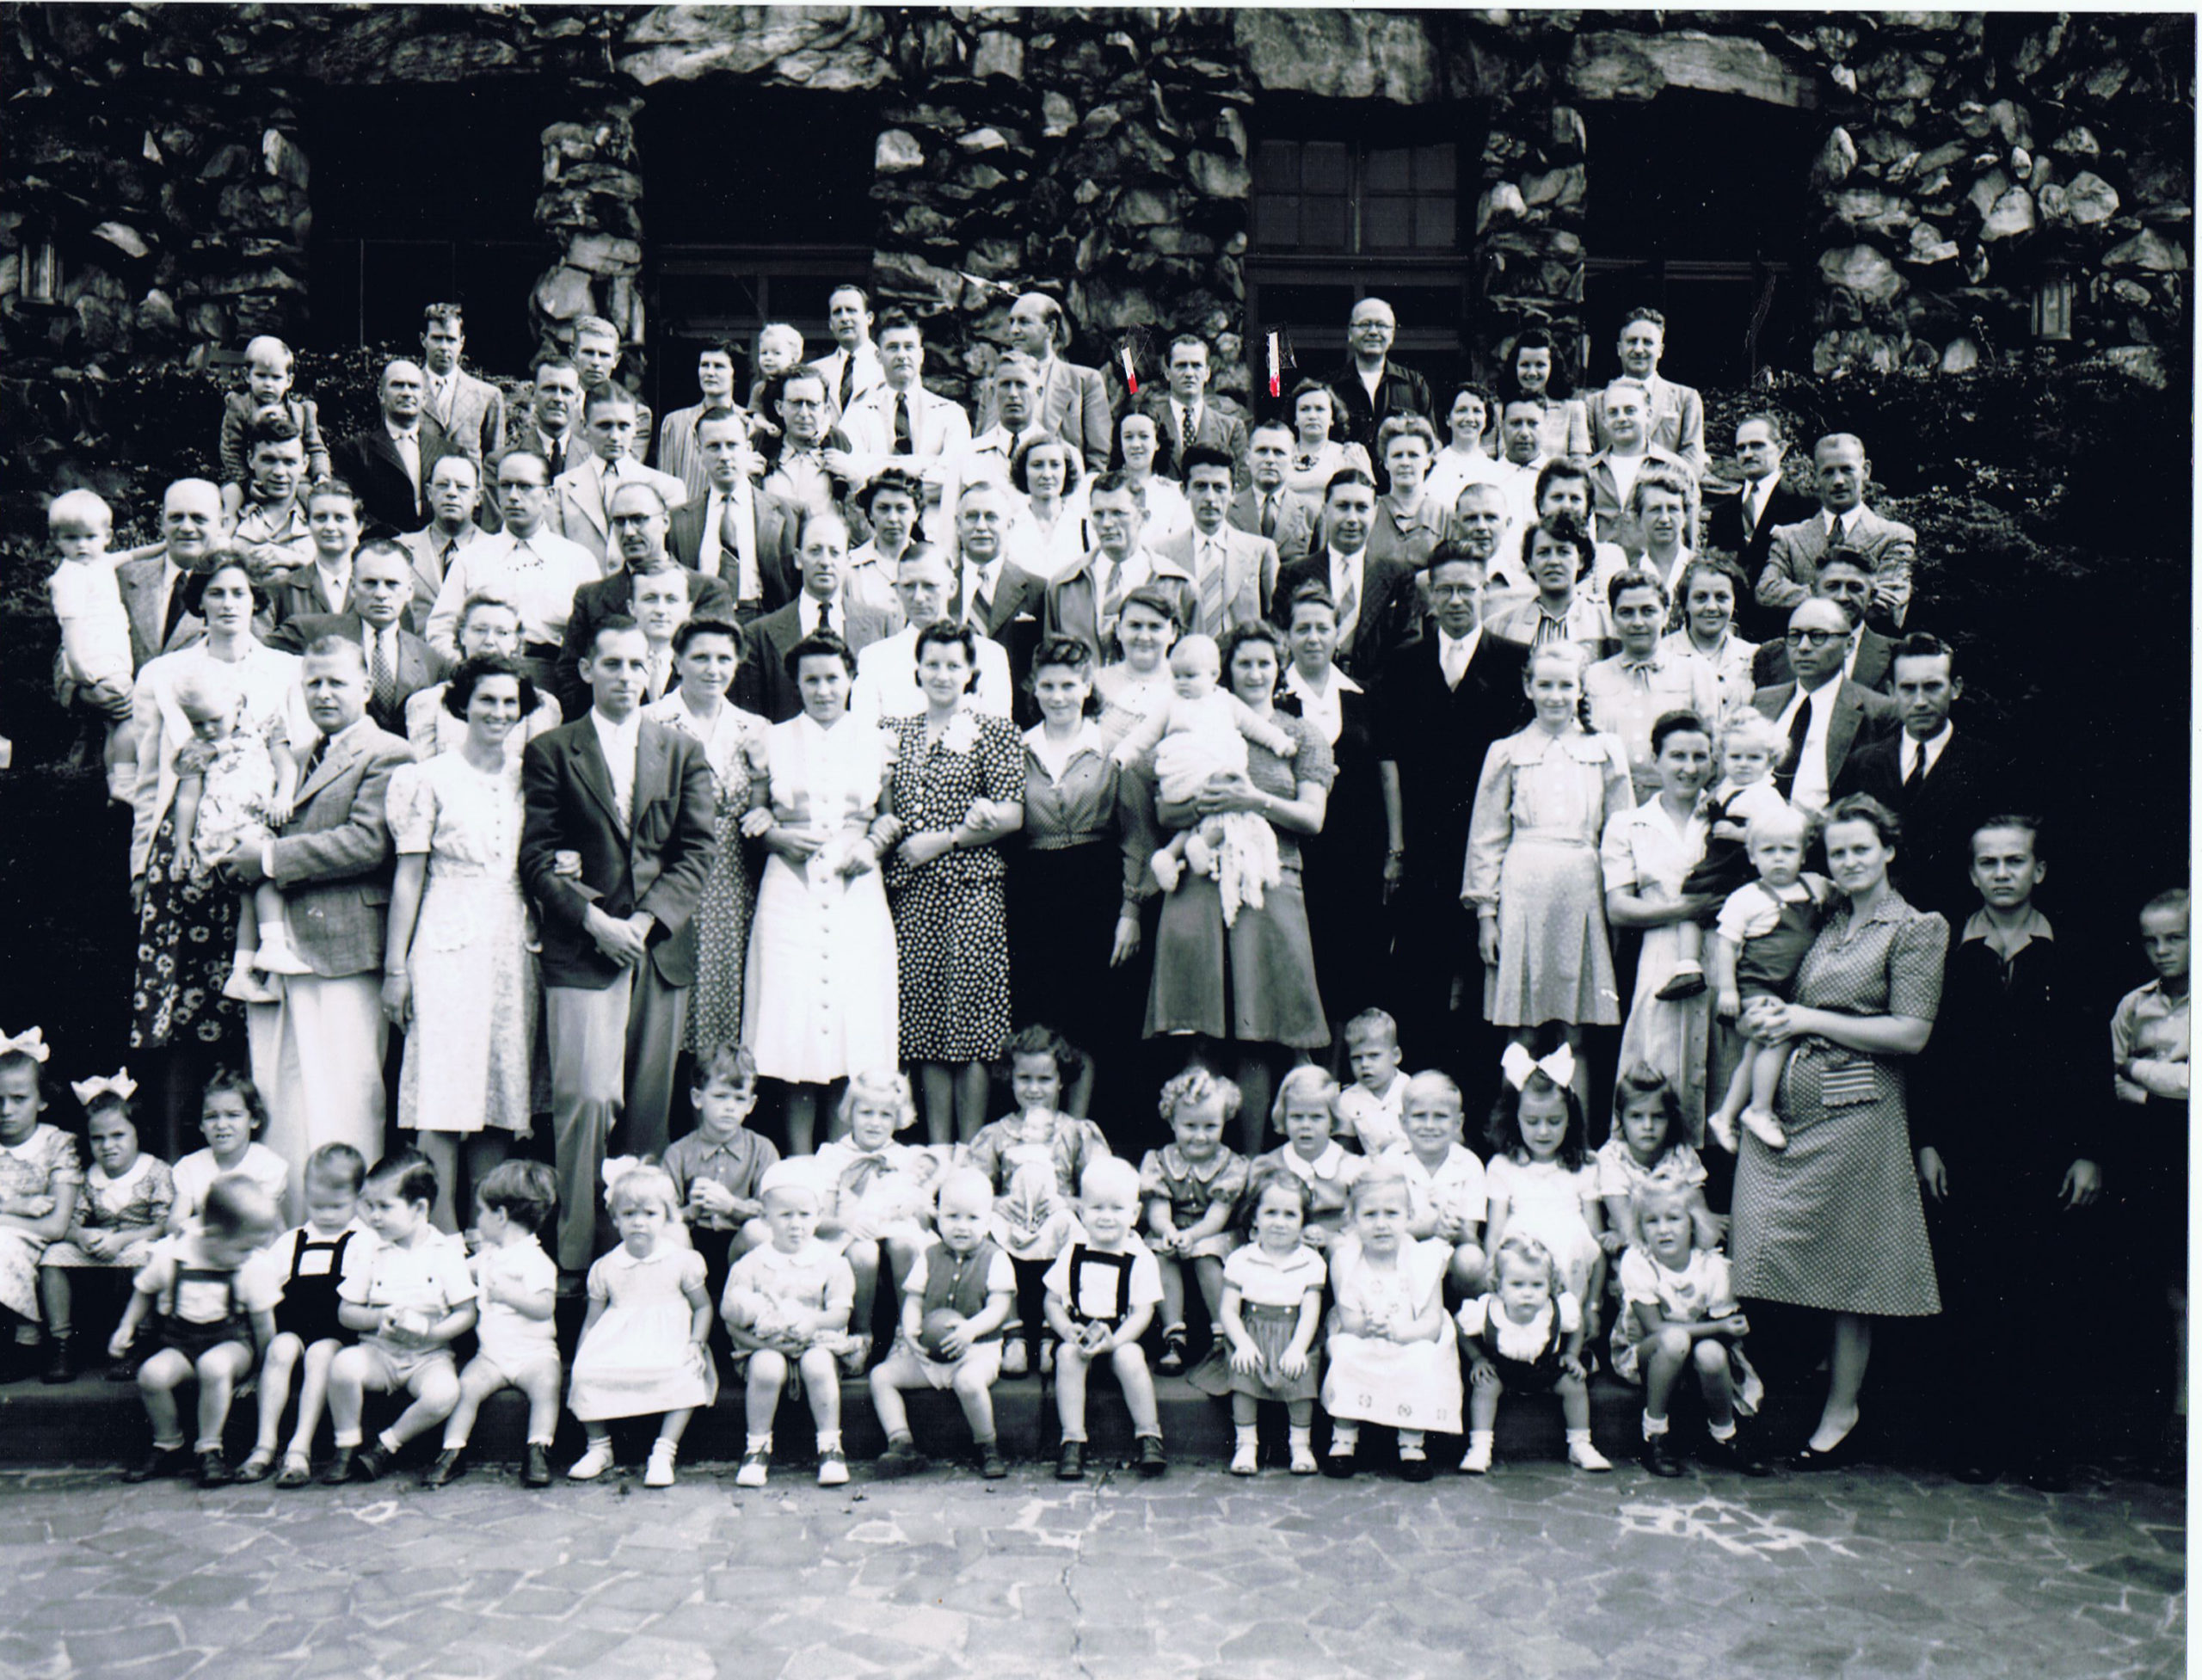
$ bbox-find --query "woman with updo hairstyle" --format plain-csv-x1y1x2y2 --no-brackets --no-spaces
1010,635,1152,1114
741,628,900,1154
880,620,1027,1143
1727,791,1949,1469
123,547,308,1153
384,653,539,1227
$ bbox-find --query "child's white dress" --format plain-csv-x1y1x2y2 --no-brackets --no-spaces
1120,691,1285,923
1592,1136,1708,1208
1319,1237,1462,1433
568,1243,717,1422
49,557,132,689
176,729,283,873
1487,1153,1602,1303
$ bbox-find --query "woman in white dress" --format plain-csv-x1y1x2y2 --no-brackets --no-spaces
382,655,538,1231
1600,711,1721,1136
741,631,900,1154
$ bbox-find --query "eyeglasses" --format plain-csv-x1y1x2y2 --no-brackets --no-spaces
1785,628,1843,647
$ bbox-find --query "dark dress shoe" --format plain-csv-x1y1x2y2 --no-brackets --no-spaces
1055,1440,1086,1481
124,1445,189,1483
980,1444,1008,1480
40,1336,76,1383
1790,1425,1866,1472
1640,1433,1685,1478
1398,1453,1435,1483
1319,1448,1357,1480
1136,1436,1167,1478
523,1444,553,1488
421,1449,464,1488
197,1450,236,1487
1699,1431,1773,1477
318,1448,356,1486
354,1445,393,1483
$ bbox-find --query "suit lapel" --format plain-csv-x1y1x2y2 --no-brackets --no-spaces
294,727,359,807
1827,685,1863,779
633,720,670,825
569,719,624,834
568,463,610,539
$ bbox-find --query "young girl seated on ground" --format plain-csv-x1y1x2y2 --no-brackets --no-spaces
1658,710,1792,1000
870,1168,1018,1480
1319,1160,1461,1482
1111,632,1299,920
1456,1232,1610,1474
814,1069,938,1372
723,1158,858,1488
166,662,304,1003
432,1160,562,1490
1707,803,1831,1153
1141,1068,1249,1376
114,1174,283,1486
37,1070,171,1384
1613,1183,1767,1477
1595,1064,1720,1258
1046,1156,1167,1482
1217,1168,1326,1476
237,1142,367,1487
0,1031,83,1383
1484,1044,1607,1348
964,1027,1109,1375
168,1070,292,1236
567,1162,715,1489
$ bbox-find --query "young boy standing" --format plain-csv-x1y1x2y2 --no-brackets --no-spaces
661,1043,778,1369
427,1160,561,1489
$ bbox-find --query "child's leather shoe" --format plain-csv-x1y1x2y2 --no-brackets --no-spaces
317,1448,355,1486
197,1449,235,1488
735,1446,771,1488
1136,1436,1167,1478
979,1443,1008,1480
1055,1440,1086,1481
421,1449,464,1489
1639,1433,1684,1478
874,1440,927,1480
815,1448,849,1487
523,1444,553,1488
354,1444,393,1483
124,1444,190,1483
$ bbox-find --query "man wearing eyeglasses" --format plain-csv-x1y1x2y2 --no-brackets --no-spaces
1749,551,1895,692
1750,596,1898,813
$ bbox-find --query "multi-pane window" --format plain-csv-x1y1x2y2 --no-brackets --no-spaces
1253,140,1459,254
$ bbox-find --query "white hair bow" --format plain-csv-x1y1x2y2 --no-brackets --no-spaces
1500,1042,1577,1092
601,1155,644,1193
0,1027,50,1064
71,1069,138,1105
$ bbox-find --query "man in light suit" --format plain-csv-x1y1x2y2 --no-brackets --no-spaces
1157,445,1278,636
1273,470,1421,682
1834,632,2013,918
1141,335,1248,487
268,542,451,735
667,411,802,616
1750,596,1899,814
1708,413,1817,643
1585,308,1707,471
992,473,1196,663
975,292,1112,470
330,360,458,537
395,454,487,627
809,284,887,422
1378,549,1533,1081
226,637,415,1209
1750,551,1896,692
1584,378,1697,550
560,483,736,718
834,311,973,532
552,385,690,569
738,508,895,722
1229,421,1319,564
1757,432,1917,635
521,618,717,1271
120,480,224,669
570,315,654,465
418,303,506,465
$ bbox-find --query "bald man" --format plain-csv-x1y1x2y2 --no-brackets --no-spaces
331,359,458,535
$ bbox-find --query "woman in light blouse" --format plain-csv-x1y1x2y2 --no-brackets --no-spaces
1008,437,1090,583
1658,556,1759,718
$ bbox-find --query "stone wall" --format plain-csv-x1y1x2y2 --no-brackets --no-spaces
531,95,647,366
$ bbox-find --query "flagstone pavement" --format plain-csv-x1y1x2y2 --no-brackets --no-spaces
0,1457,2183,1679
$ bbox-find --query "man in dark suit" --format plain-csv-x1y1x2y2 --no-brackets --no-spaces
521,618,717,1271
1377,549,1532,1080
1230,421,1319,563
1750,597,1899,815
1707,412,1814,643
667,411,803,618
225,637,415,1207
1750,551,1896,691
738,514,895,722
331,360,458,536
1834,633,2012,919
1141,335,1249,486
1274,469,1422,682
1326,297,1431,452
268,541,451,735
561,483,735,718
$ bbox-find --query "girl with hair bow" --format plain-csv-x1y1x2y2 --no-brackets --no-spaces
0,1028,83,1381
40,1069,169,1383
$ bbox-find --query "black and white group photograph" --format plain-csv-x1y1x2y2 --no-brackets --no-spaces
0,4,2191,1676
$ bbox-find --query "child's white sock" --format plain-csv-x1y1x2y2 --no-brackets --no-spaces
1234,1425,1259,1453
1707,1418,1738,1443
746,1431,772,1454
816,1430,841,1455
376,1429,402,1455
1288,1425,1313,1451
1398,1430,1426,1460
1329,1424,1359,1454
1461,1430,1494,1473
1641,1412,1670,1439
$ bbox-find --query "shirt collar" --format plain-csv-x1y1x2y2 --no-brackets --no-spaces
1024,720,1106,782
1961,906,2055,961
1903,722,1953,765
1283,662,1362,703
1279,1142,1347,1182
590,706,643,751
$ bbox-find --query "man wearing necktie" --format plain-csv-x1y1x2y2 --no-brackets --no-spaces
1228,422,1318,564
837,314,974,527
225,638,415,1213
741,508,895,721
1156,446,1278,636
331,360,456,537
269,542,452,735
990,475,1194,663
394,454,486,627
762,371,852,517
519,359,582,483
1756,431,1918,637
423,450,601,678
809,285,885,424
1140,335,1248,485
521,620,717,1273
416,303,505,465
1751,597,1898,816
552,387,690,569
1274,470,1418,683
558,483,736,719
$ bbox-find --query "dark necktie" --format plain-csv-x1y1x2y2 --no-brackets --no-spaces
1778,696,1813,797
371,632,397,717
161,575,189,648
1903,742,1925,791
300,734,329,785
545,436,564,479
1260,495,1277,539
839,356,855,412
893,392,912,455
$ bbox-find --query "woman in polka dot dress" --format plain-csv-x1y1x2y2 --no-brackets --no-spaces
882,620,1026,1146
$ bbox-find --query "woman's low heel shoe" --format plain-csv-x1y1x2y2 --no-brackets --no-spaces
1790,1425,1865,1472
